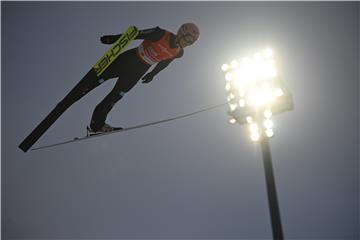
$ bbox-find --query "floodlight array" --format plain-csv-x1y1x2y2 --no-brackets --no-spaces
222,48,293,141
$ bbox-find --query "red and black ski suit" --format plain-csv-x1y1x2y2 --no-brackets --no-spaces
19,27,183,152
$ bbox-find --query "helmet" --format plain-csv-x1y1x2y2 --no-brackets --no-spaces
177,23,200,45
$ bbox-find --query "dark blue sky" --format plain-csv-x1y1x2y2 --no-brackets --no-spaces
2,2,359,239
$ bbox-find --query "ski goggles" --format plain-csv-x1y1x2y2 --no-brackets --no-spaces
179,34,196,45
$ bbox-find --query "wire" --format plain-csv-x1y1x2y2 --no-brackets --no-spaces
31,102,228,151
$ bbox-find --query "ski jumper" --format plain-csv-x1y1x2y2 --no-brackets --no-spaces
18,27,183,152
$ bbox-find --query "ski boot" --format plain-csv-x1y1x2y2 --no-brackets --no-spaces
87,123,123,136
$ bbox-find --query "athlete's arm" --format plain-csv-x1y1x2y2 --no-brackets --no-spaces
142,49,184,83
141,59,173,83
100,27,165,44
137,27,164,41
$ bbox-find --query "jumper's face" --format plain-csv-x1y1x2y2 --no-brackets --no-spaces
176,34,195,48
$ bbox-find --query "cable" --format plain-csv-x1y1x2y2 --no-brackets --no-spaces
30,102,228,151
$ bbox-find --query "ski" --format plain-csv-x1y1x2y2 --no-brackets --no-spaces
93,25,139,76
31,127,127,151
31,122,155,151
29,102,228,151
30,117,177,151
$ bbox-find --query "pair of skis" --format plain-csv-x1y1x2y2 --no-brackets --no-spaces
18,26,139,152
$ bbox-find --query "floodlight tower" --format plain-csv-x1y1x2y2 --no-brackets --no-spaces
221,48,293,240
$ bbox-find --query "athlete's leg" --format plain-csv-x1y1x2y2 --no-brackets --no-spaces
90,76,138,131
89,48,150,131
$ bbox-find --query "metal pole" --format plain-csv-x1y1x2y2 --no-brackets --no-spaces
260,137,284,240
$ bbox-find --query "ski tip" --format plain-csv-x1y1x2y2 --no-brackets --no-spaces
18,144,29,153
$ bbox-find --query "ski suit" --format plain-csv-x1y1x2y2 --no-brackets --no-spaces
19,26,184,152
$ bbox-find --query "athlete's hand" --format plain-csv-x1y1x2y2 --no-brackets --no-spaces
142,73,154,83
100,36,115,44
